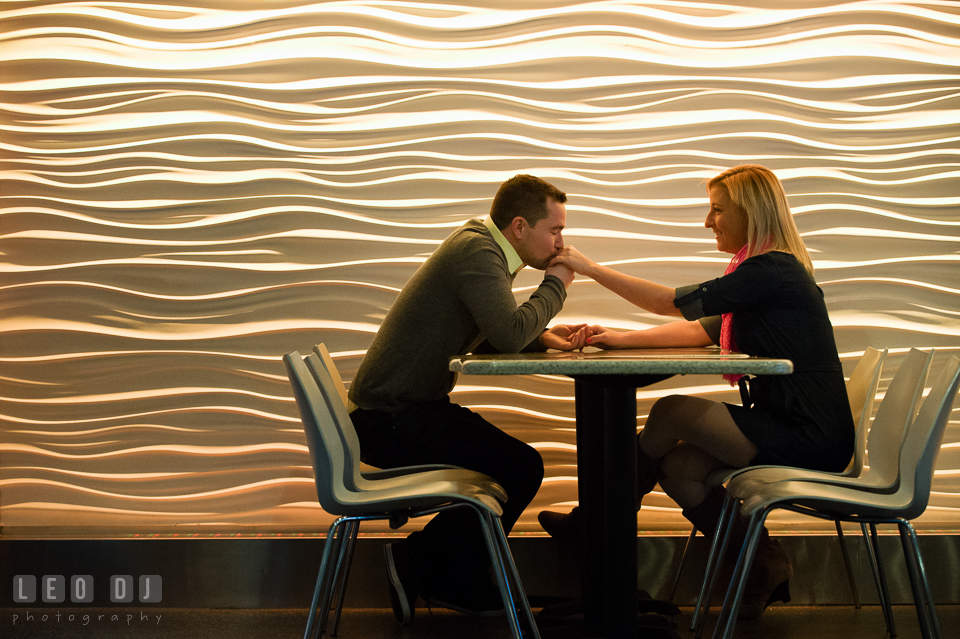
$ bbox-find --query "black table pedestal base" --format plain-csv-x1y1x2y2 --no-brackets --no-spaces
573,375,668,638
536,593,682,639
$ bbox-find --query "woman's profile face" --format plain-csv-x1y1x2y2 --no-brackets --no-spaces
706,185,749,255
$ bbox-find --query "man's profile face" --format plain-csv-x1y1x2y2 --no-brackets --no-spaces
515,198,566,270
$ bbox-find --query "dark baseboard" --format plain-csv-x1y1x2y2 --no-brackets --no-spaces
3,535,958,609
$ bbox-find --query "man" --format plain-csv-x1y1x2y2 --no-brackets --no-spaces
348,174,584,624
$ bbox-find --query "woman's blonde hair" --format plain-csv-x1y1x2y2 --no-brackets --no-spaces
708,165,813,275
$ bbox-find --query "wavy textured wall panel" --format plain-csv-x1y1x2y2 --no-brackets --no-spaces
1,1,958,536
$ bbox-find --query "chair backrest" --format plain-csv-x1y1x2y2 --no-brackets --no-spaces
312,344,365,458
861,348,933,488
283,351,351,512
898,355,960,520
845,347,887,476
304,351,369,491
300,350,506,516
314,343,350,408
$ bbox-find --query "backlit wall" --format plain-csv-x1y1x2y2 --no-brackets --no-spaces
1,1,958,536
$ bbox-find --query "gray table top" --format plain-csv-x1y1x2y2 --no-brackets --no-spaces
449,347,793,376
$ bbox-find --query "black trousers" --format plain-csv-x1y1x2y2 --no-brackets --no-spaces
350,397,544,586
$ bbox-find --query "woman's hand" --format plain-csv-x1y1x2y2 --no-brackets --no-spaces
549,246,597,276
550,247,682,317
585,327,631,349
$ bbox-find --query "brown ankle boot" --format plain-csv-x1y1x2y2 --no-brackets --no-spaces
679,485,792,620
737,535,793,620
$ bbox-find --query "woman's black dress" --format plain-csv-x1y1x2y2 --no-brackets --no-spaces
675,251,854,472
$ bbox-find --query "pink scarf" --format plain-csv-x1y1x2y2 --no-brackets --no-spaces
720,244,749,386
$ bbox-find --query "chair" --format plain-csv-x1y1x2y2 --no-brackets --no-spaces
671,347,887,627
712,353,960,639
306,344,510,634
310,343,504,492
690,348,932,637
284,351,540,639
729,348,930,492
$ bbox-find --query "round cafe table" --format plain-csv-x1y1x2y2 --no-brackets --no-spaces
451,348,793,639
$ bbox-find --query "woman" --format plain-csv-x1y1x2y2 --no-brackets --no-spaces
541,165,853,618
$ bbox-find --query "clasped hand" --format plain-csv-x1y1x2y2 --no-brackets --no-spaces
542,324,626,351
544,246,597,288
549,245,595,275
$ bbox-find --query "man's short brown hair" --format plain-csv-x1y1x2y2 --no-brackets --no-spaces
489,174,567,230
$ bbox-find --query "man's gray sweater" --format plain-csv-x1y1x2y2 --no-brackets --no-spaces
349,218,567,413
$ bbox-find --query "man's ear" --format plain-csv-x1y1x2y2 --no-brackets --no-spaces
509,216,525,240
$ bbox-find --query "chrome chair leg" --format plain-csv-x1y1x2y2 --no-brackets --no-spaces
905,522,942,639
303,558,324,639
319,519,353,636
305,518,347,639
476,509,524,639
330,520,361,636
713,509,768,639
898,521,941,639
868,523,897,637
835,520,861,609
897,523,930,638
492,515,542,639
693,494,735,637
669,526,698,604
860,522,897,637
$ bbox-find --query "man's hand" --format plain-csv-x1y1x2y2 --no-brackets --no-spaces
541,324,589,351
545,261,575,288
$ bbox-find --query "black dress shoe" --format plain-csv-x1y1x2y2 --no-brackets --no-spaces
538,507,582,544
384,542,422,624
423,575,506,617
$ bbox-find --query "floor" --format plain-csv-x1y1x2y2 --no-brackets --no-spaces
4,604,957,639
